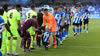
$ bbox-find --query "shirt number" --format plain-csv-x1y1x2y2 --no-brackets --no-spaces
9,13,13,19
28,13,31,18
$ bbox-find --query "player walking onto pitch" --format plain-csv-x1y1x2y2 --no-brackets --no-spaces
63,8,70,39
78,8,83,34
83,10,89,33
57,7,65,45
72,8,80,36
53,8,62,45
6,4,22,56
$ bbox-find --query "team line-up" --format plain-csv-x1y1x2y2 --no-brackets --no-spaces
0,4,89,56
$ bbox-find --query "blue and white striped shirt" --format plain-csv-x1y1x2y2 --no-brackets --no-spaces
43,31,51,43
78,11,83,21
53,12,62,27
73,12,80,23
0,16,4,26
0,16,4,39
65,12,70,24
83,12,88,19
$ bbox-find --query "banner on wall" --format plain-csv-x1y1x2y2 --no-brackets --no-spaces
83,6,100,19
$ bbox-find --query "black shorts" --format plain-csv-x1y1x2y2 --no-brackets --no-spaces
73,23,79,27
59,24,69,32
0,38,2,49
79,21,82,26
84,19,89,24
64,24,69,31
59,26,64,32
66,24,69,30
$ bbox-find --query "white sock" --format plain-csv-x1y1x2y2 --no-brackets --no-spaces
60,41,62,44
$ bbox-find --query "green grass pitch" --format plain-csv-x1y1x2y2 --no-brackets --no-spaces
9,19,100,56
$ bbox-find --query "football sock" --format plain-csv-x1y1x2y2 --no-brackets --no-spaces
73,28,75,33
12,39,17,52
64,31,66,37
59,34,62,41
62,32,65,37
76,28,79,33
83,26,85,31
56,38,59,45
48,39,50,45
6,39,10,52
30,36,34,48
45,45,48,50
65,31,68,36
87,27,88,32
80,27,82,33
53,36,56,45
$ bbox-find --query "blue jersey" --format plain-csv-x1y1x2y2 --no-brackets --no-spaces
0,16,4,39
63,11,67,23
0,16,4,26
78,11,83,21
58,10,64,17
83,12,88,19
55,10,64,26
53,12,62,27
73,12,80,23
65,12,70,24
43,31,51,43
79,11,83,17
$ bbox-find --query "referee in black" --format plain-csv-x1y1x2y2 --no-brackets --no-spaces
36,9,44,47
